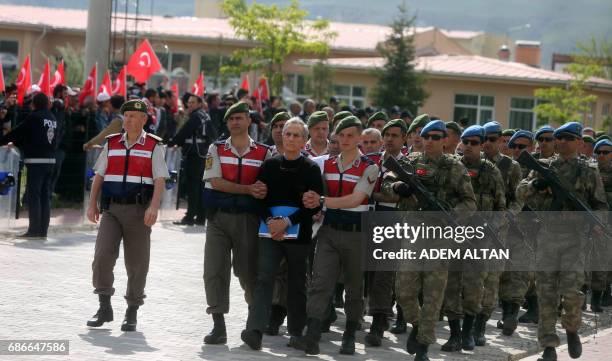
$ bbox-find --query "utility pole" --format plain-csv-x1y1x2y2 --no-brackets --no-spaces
85,0,112,83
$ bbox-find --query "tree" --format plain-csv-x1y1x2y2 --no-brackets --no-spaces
42,44,85,87
310,60,333,103
370,3,427,114
576,36,612,80
221,0,336,96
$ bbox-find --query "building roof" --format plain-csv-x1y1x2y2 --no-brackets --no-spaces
439,29,483,40
0,4,435,52
296,54,612,90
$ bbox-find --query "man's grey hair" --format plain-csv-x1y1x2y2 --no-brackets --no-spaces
283,117,309,139
362,127,382,140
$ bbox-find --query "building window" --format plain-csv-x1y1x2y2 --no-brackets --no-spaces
0,39,19,72
453,94,494,125
285,73,310,102
200,54,240,93
508,97,545,130
603,103,610,117
332,84,366,108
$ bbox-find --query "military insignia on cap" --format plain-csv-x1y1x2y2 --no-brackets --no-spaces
135,102,142,109
205,156,213,170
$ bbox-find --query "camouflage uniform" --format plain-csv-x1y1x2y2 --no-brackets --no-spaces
517,155,608,347
589,165,612,292
382,152,477,346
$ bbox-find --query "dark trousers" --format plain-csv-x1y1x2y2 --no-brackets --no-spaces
184,155,205,221
246,238,309,336
25,164,54,236
50,149,65,195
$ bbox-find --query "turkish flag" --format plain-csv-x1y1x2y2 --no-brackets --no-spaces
126,39,162,83
37,58,52,98
98,70,112,96
112,65,127,98
0,59,5,93
240,75,250,92
78,63,97,106
253,77,269,101
50,59,65,89
191,72,205,97
16,55,31,106
170,83,179,114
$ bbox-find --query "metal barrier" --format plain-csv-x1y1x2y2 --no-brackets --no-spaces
82,147,103,224
0,147,21,231
159,146,182,220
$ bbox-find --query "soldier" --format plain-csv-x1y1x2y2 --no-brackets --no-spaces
268,111,291,156
201,102,272,344
366,111,389,131
294,116,379,355
304,111,330,157
170,94,217,226
444,121,463,155
517,122,608,361
383,119,477,361
534,126,556,160
85,99,169,332
581,135,595,159
406,114,430,153
508,130,535,176
500,129,516,157
442,125,506,350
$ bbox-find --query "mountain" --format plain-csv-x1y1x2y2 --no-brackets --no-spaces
1,0,610,68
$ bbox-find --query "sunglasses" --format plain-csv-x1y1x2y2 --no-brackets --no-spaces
423,134,444,141
462,139,481,146
595,150,611,155
537,136,554,143
509,144,529,150
486,136,499,143
555,134,577,142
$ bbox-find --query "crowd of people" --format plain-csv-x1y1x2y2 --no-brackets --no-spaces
2,80,612,361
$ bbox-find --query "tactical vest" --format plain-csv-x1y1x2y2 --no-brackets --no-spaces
366,151,398,210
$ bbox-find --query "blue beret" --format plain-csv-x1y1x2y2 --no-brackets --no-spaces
508,130,534,146
483,121,502,135
594,139,612,152
535,125,555,139
420,119,447,137
553,122,582,138
461,125,485,141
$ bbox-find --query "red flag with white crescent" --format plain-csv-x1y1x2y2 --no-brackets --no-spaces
191,72,205,97
112,65,127,98
50,59,65,90
98,70,112,96
240,75,250,92
16,55,31,106
37,58,52,98
78,63,97,106
126,39,162,83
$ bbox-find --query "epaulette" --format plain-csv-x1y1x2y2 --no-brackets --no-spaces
105,133,121,139
214,140,226,145
147,133,163,142
360,154,375,165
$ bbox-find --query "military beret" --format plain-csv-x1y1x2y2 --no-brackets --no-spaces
408,114,431,134
307,111,329,128
420,119,447,137
270,111,291,127
554,121,582,138
535,125,555,139
501,129,516,137
483,121,502,135
508,130,534,146
596,134,612,142
367,111,389,127
382,118,408,135
595,131,606,139
445,121,463,135
120,99,148,114
334,115,363,134
582,135,595,144
461,125,485,141
594,139,612,152
331,110,353,130
223,101,250,122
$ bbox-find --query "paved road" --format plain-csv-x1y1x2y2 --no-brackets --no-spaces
1,223,610,361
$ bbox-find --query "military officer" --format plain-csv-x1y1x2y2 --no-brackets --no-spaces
366,111,389,131
304,111,330,157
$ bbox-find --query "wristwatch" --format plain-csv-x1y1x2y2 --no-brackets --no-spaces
319,196,326,208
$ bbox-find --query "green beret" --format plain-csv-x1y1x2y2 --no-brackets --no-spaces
334,115,362,134
445,121,463,135
501,129,516,137
582,135,595,144
331,110,353,130
307,111,329,128
595,131,606,138
407,114,431,134
382,118,407,135
120,99,148,114
367,111,388,127
223,101,250,122
270,111,291,127
596,134,612,142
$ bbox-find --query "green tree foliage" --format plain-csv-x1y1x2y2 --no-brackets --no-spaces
221,0,336,96
310,60,332,103
370,4,427,114
42,44,85,87
576,36,612,80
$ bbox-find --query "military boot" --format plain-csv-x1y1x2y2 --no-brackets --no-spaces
537,347,557,361
365,313,385,347
121,305,138,332
203,313,227,344
497,301,510,329
590,290,604,313
292,318,322,355
519,294,539,323
441,319,462,352
406,324,419,354
502,302,520,336
566,330,582,359
390,304,407,334
414,342,430,361
461,314,476,350
87,294,113,327
241,329,262,350
265,305,287,335
473,313,488,346
339,320,359,355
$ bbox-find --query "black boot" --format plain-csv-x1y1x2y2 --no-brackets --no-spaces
241,329,262,350
365,313,385,347
497,301,510,329
441,319,462,352
293,318,322,355
537,347,557,361
502,302,520,336
461,314,476,350
566,330,582,359
406,324,418,354
414,342,430,361
173,216,194,226
602,284,611,307
265,305,287,335
334,283,345,308
591,290,604,313
519,295,539,323
121,305,138,332
339,320,359,355
87,294,113,327
390,305,407,334
204,313,227,344
473,313,488,346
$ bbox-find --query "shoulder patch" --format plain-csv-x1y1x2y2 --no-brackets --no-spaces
214,140,226,145
360,155,375,165
147,133,163,142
